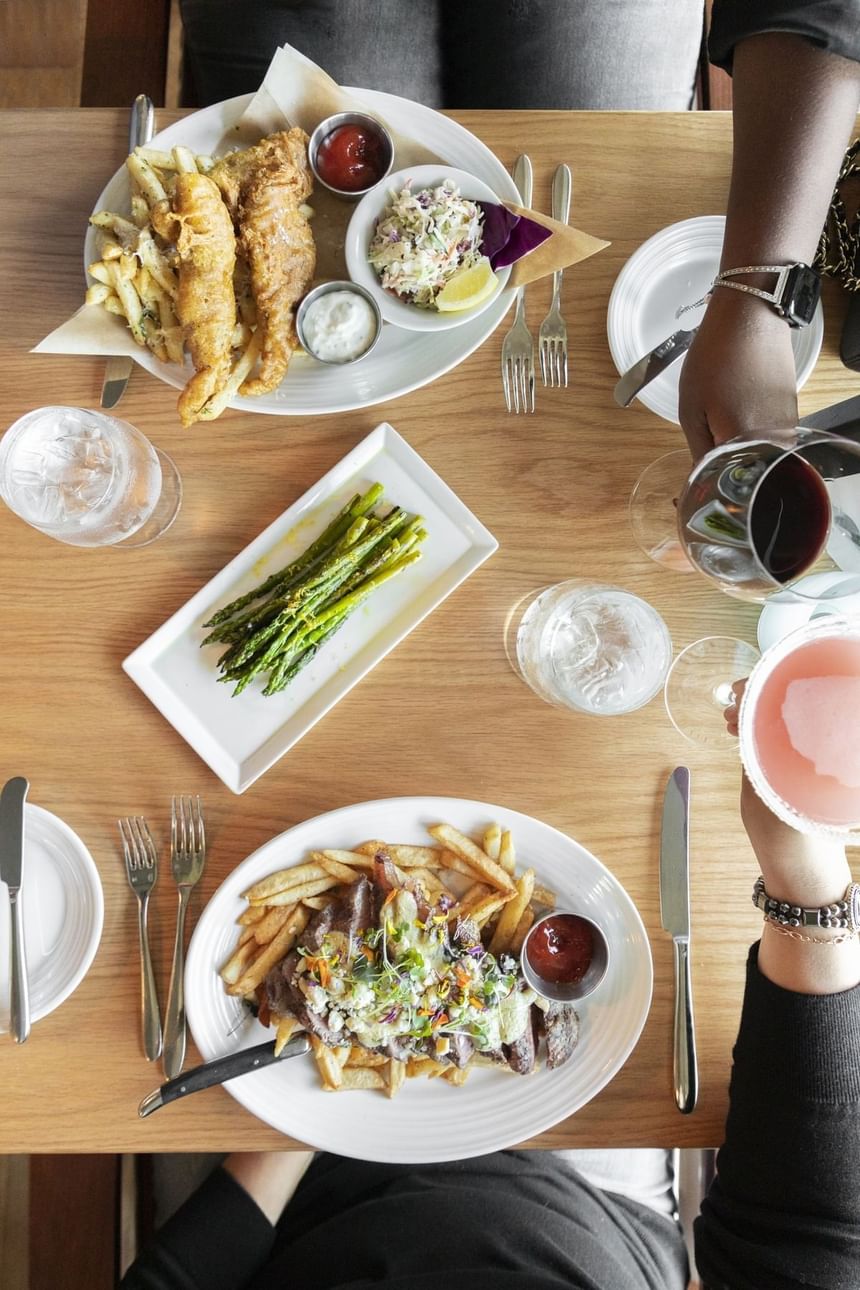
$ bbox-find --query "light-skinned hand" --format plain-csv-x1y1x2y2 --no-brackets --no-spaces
724,680,850,906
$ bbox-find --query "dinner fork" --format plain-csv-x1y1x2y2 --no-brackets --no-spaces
163,795,206,1080
501,154,535,413
539,164,572,387
119,816,162,1062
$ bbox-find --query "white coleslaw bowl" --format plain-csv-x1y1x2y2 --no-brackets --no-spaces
344,164,512,332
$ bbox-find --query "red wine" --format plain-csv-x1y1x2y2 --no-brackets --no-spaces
749,454,830,583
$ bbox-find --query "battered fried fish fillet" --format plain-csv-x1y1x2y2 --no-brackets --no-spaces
211,129,316,397
152,172,237,426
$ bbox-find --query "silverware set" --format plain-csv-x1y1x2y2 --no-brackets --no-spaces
119,796,206,1076
502,156,572,412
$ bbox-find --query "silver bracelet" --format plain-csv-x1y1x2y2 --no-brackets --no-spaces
676,263,819,324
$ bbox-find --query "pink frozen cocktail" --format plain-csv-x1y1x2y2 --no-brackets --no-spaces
740,619,860,837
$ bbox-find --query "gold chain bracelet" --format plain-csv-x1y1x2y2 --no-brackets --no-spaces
815,137,860,291
764,917,858,946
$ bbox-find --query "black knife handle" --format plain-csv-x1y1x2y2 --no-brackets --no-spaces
840,292,860,372
139,1034,311,1117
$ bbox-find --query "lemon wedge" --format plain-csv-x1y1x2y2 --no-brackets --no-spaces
435,256,499,312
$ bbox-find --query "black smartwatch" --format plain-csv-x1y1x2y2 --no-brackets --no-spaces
713,263,821,328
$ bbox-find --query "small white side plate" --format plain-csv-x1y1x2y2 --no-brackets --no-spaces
123,424,498,793
607,216,824,424
0,805,104,1033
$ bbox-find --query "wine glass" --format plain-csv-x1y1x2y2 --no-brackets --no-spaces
739,616,860,841
631,430,860,604
663,635,760,750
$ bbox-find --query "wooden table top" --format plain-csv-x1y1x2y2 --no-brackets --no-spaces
0,107,855,1155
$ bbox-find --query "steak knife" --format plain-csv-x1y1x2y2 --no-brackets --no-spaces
660,767,698,1114
138,1034,312,1116
100,94,155,409
613,327,698,408
0,777,30,1044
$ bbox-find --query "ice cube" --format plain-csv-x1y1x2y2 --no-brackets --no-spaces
782,677,860,787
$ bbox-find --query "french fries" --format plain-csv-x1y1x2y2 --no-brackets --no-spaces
223,819,558,1097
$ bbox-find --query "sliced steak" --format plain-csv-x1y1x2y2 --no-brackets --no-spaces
448,1032,474,1069
543,1002,581,1070
504,1005,538,1075
329,876,373,942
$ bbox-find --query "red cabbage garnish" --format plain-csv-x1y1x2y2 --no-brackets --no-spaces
478,201,552,269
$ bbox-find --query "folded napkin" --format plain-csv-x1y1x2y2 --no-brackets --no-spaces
35,42,608,363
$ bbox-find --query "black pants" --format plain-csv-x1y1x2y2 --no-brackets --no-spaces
180,0,704,110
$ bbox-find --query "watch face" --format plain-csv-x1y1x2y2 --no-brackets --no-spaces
783,264,821,327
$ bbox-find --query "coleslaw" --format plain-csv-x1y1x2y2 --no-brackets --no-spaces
368,179,485,309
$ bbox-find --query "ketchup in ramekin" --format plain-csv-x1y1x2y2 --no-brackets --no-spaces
527,914,594,984
317,124,388,193
309,112,393,198
521,911,609,1003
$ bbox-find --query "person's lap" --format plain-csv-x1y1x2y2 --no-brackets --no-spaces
179,0,703,110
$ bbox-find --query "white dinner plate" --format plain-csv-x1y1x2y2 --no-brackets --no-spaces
607,216,824,424
185,795,653,1162
85,91,519,416
0,804,103,1033
123,424,498,793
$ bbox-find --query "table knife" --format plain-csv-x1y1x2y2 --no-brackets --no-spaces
613,327,698,408
138,1034,311,1117
660,766,698,1114
100,94,155,410
0,777,30,1044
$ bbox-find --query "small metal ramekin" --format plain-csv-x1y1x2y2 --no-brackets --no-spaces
521,910,610,1004
295,281,382,365
308,112,394,200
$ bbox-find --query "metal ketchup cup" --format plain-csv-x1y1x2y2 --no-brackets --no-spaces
308,112,394,200
520,910,610,1004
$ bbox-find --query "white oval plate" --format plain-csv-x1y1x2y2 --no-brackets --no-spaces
85,92,519,416
607,216,824,424
185,796,652,1163
345,164,511,331
0,804,104,1032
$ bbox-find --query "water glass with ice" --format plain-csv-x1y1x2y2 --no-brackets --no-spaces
0,407,181,549
506,580,673,716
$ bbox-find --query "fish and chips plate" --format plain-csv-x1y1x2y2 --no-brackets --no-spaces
66,89,522,419
185,796,652,1162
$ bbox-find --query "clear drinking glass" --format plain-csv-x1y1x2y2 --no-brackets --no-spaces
739,616,860,840
0,407,181,548
505,580,673,716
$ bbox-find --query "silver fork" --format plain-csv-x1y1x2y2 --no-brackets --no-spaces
163,796,206,1079
501,154,535,413
539,164,572,387
119,816,162,1062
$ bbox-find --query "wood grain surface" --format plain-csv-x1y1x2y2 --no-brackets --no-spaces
0,108,856,1154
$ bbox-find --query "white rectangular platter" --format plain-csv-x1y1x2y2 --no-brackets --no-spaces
123,424,498,792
